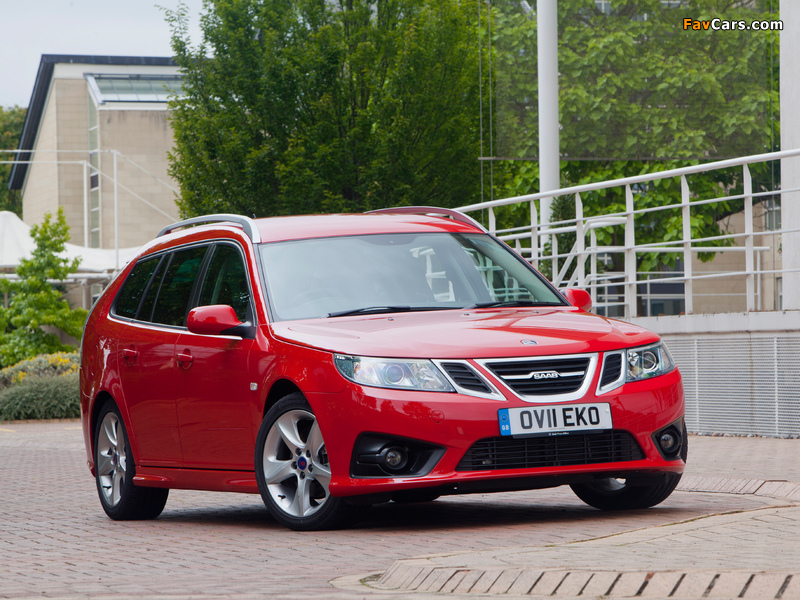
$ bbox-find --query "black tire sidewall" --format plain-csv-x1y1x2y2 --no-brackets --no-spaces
254,393,357,530
94,400,168,520
94,401,136,519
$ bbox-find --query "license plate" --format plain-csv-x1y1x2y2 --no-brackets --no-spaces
498,403,612,437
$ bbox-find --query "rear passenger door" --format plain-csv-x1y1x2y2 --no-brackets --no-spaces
115,244,209,467
174,243,257,470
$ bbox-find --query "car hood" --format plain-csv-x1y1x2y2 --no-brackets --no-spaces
269,308,660,359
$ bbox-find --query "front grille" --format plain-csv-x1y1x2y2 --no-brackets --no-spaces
440,362,492,394
485,357,591,397
600,353,624,388
456,431,644,471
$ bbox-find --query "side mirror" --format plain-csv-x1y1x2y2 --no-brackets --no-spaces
187,305,255,338
564,288,592,312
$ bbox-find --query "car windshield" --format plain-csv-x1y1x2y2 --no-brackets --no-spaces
259,232,565,321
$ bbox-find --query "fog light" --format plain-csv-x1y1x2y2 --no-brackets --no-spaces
659,431,677,452
382,446,409,471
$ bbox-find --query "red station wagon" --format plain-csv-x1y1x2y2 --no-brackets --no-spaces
80,208,686,530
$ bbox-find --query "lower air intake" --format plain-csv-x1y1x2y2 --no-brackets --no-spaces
456,431,645,471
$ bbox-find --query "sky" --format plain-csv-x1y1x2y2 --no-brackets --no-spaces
0,0,205,108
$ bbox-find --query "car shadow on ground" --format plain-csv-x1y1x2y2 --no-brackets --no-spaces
152,491,704,533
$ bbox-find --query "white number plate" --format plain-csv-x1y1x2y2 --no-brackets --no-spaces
498,403,612,437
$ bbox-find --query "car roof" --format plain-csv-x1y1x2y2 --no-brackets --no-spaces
253,213,482,243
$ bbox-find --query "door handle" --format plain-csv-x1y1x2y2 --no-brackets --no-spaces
123,347,138,361
176,351,193,366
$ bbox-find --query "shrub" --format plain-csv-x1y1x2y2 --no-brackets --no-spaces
0,352,79,391
0,372,80,421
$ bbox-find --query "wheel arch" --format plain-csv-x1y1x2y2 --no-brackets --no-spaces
88,391,117,469
263,378,304,418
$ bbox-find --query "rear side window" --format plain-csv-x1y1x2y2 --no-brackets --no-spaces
151,246,209,326
114,257,161,319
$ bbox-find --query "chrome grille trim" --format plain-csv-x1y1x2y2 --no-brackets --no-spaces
433,359,505,401
476,353,599,403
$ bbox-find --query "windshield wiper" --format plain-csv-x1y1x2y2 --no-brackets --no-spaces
327,306,412,318
462,300,560,310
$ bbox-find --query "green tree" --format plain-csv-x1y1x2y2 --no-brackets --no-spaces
0,105,26,216
165,0,482,217
0,209,88,367
489,0,779,270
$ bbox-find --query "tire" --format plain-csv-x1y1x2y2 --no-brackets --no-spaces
254,393,359,531
570,473,682,511
94,401,169,520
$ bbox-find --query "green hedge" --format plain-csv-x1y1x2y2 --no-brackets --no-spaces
0,353,81,421
0,372,80,421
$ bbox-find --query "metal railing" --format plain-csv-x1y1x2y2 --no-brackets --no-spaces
459,149,800,318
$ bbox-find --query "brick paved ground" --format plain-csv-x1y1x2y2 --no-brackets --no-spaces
0,421,798,600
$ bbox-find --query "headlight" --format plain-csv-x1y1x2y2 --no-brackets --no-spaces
334,354,455,392
626,342,675,382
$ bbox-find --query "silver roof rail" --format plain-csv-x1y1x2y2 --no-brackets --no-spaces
366,206,487,233
157,214,262,243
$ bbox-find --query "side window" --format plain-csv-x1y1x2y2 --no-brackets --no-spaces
197,244,251,322
114,256,160,319
151,246,209,327
137,257,167,323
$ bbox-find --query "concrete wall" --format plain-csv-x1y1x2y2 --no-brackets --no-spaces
96,108,179,253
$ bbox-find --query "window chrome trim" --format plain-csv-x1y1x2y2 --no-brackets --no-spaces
475,353,599,404
432,360,506,401
596,350,626,395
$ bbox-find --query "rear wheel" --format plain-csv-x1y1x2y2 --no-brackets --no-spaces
570,473,682,510
94,401,168,520
255,393,359,530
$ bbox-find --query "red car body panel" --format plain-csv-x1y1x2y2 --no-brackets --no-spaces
80,212,685,507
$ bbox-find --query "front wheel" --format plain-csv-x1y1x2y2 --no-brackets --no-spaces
254,393,359,530
94,401,168,520
570,473,682,510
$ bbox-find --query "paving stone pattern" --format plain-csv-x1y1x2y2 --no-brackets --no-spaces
1,422,798,600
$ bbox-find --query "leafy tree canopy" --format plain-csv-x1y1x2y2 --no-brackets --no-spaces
0,105,26,216
489,0,779,271
0,209,88,367
165,0,483,218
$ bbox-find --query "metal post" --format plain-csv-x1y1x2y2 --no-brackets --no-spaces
589,228,597,307
624,185,637,319
83,161,89,248
488,206,496,234
681,175,694,314
575,193,585,288
530,200,539,268
114,150,119,270
537,0,559,249
744,164,755,311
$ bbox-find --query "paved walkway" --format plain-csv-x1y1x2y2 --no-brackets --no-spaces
335,435,800,599
1,421,799,600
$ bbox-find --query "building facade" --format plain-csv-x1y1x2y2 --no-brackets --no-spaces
10,55,182,257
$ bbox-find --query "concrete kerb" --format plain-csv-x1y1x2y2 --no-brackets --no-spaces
332,478,800,599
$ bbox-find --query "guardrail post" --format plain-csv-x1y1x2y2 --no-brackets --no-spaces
624,184,637,319
590,228,597,307
488,206,496,235
552,234,559,285
744,164,755,311
530,200,539,267
681,175,694,315
575,193,585,289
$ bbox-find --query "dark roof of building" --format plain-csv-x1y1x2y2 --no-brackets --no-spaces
9,55,177,191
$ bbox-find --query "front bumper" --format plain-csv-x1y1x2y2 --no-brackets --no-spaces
307,367,685,498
